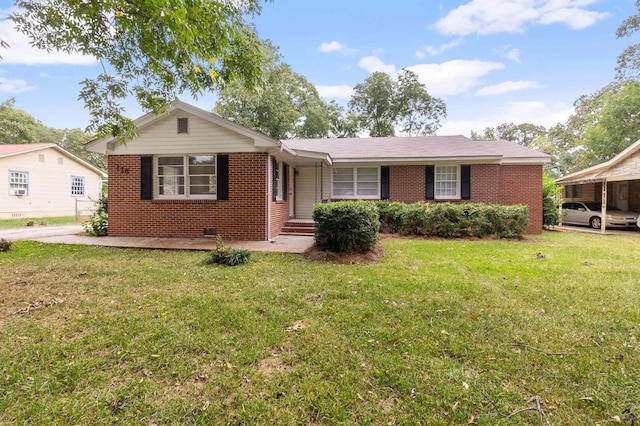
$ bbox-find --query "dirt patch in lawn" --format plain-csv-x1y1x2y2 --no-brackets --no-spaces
302,242,384,264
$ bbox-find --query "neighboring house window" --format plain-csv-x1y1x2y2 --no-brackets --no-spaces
9,170,29,196
566,185,582,199
156,155,216,198
177,117,189,134
332,167,380,199
71,176,85,197
435,165,460,199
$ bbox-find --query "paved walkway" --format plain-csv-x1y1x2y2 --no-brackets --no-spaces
0,225,314,253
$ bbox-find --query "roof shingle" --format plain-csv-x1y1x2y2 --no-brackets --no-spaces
282,136,549,162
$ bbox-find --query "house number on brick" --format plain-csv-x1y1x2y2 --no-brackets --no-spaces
116,165,130,174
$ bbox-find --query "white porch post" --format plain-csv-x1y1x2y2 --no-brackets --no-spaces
601,179,607,234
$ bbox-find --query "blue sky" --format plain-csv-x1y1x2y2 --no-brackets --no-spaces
0,0,635,137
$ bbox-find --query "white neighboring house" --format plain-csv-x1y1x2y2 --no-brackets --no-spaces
0,143,107,219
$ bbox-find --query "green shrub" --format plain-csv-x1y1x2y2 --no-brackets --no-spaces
84,194,108,236
206,236,252,266
394,202,528,238
375,201,408,233
0,238,12,252
313,201,380,253
543,173,562,227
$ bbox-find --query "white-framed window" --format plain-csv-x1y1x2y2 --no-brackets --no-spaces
71,176,85,197
435,165,460,199
156,155,216,199
9,170,29,196
332,167,380,199
273,160,283,200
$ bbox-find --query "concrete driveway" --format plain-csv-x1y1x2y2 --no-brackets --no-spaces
0,225,85,241
0,224,314,253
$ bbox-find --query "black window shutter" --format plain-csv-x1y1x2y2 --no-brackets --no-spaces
461,165,471,200
381,166,390,200
217,154,229,200
425,165,434,200
272,158,277,201
283,164,288,201
140,156,153,200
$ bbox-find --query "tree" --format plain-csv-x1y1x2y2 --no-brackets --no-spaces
530,123,582,177
214,47,330,139
616,1,640,80
395,70,446,136
470,122,546,146
348,70,446,137
327,101,359,138
348,72,396,137
9,0,270,141
0,98,41,144
0,98,105,169
570,81,640,166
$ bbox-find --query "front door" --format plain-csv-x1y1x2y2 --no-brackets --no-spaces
295,166,319,219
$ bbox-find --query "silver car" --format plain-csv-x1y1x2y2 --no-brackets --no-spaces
562,202,639,229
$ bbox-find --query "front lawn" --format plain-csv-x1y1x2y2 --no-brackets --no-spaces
1,232,639,425
0,216,81,229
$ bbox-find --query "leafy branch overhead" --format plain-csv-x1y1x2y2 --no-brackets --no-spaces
9,0,271,142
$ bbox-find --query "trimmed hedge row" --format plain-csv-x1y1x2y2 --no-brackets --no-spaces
312,200,528,254
376,201,529,238
313,201,380,253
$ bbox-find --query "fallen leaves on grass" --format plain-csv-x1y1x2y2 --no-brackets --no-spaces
8,297,65,316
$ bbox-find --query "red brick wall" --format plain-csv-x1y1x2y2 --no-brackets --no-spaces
385,164,543,234
498,165,543,234
389,165,426,203
107,153,269,240
468,164,501,203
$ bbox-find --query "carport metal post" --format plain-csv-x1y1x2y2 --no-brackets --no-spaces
601,178,607,234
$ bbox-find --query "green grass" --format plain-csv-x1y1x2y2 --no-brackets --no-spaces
0,216,81,229
0,232,639,425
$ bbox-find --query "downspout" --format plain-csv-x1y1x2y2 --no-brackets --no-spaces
601,179,607,234
320,162,324,202
267,155,272,241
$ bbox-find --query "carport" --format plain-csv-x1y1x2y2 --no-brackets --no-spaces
556,139,640,234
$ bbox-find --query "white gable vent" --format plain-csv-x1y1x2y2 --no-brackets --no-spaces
177,117,189,134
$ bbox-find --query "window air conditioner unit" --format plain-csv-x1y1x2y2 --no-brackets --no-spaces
13,189,26,196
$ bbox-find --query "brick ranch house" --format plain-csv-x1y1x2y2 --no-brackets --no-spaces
86,101,550,240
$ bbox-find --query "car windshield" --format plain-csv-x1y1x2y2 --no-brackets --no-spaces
582,203,621,211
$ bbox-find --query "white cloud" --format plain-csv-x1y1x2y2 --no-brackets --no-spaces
434,0,610,36
318,41,354,54
415,51,426,59
315,84,354,99
358,56,397,75
538,6,608,29
437,101,574,137
406,60,505,97
421,38,464,57
476,80,544,96
0,76,36,93
504,48,521,63
0,19,97,65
